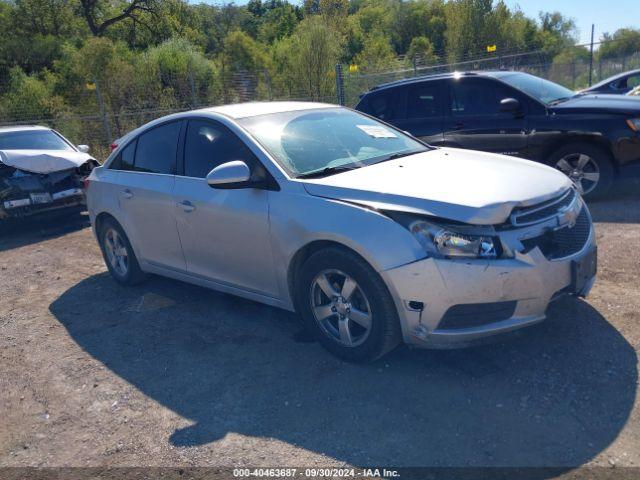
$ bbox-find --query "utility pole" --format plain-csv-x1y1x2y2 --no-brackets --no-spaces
588,24,595,87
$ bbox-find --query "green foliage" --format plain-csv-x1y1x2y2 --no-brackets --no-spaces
599,29,640,60
407,36,437,65
354,35,397,72
1,67,66,121
273,16,342,100
0,0,637,156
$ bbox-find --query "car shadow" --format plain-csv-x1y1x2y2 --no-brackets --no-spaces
588,178,640,224
0,210,90,252
50,273,637,470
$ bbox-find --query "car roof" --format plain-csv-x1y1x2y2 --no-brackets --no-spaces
0,125,51,133
363,70,511,96
586,69,640,90
195,101,337,119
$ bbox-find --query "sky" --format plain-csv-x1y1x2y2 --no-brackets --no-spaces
503,0,638,44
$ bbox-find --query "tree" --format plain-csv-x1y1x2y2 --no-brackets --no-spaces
78,0,160,37
275,16,341,100
407,36,437,66
354,35,397,72
258,1,298,44
599,28,640,61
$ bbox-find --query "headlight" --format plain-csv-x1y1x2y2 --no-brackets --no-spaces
627,118,640,132
409,220,499,259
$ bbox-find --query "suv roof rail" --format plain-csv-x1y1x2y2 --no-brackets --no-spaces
369,71,480,91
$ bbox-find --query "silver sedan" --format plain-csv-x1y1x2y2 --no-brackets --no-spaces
86,102,597,361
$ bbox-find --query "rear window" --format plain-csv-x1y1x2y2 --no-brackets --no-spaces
133,122,181,174
0,130,74,151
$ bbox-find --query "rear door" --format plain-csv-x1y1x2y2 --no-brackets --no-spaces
173,118,278,296
115,121,186,271
443,77,528,157
391,80,446,145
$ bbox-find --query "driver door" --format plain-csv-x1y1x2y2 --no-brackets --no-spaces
172,119,279,297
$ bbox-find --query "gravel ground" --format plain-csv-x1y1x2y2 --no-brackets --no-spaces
0,182,639,471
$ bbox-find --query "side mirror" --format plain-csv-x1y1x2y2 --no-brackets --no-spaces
499,98,522,115
77,144,90,153
206,160,252,189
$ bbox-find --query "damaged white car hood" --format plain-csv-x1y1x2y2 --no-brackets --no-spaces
302,147,572,225
0,149,94,174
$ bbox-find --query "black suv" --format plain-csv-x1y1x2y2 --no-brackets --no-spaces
356,71,640,198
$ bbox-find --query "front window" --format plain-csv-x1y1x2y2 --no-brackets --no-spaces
488,72,576,105
239,108,428,177
0,129,74,151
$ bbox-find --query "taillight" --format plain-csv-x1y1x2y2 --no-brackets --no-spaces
83,178,91,190
109,143,118,152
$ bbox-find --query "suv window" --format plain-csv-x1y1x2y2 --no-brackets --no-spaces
184,120,256,178
360,90,395,121
625,74,640,89
451,79,511,116
132,121,181,174
405,82,444,119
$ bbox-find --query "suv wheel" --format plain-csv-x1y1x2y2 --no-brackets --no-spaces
549,144,614,199
98,217,147,285
296,247,401,362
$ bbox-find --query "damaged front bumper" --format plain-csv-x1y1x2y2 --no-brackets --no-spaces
382,211,597,348
0,165,92,219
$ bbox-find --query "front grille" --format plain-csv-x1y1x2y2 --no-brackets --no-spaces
438,301,517,330
521,207,591,260
510,189,576,227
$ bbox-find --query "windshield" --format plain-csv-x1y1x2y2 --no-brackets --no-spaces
0,129,74,151
239,108,428,177
488,72,576,105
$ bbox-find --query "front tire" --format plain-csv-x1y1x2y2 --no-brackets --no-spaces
548,143,615,199
296,247,401,362
98,217,147,285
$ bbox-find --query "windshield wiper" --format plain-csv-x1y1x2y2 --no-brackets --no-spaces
296,165,361,179
373,149,426,165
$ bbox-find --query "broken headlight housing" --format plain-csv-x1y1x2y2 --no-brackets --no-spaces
409,220,498,259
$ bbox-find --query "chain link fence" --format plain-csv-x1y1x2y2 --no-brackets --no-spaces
1,40,638,162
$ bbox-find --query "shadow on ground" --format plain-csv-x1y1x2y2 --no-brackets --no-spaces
50,273,637,469
0,210,89,252
588,178,640,224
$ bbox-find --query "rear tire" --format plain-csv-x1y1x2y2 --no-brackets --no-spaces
548,143,615,199
295,247,401,362
98,217,147,285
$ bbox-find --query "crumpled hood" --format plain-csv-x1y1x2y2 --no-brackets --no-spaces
301,148,572,225
0,149,95,174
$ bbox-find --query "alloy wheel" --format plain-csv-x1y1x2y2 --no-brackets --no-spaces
104,228,129,277
309,269,372,347
555,153,600,195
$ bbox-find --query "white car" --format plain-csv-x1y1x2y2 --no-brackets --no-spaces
0,125,97,219
86,102,597,361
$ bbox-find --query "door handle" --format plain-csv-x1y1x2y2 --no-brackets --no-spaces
122,189,133,199
177,200,195,212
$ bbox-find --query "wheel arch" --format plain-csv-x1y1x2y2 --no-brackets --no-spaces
542,135,618,172
287,240,375,312
93,210,144,262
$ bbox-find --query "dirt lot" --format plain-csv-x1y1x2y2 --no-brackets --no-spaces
0,183,639,471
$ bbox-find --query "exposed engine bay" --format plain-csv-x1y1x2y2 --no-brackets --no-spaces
0,150,99,219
